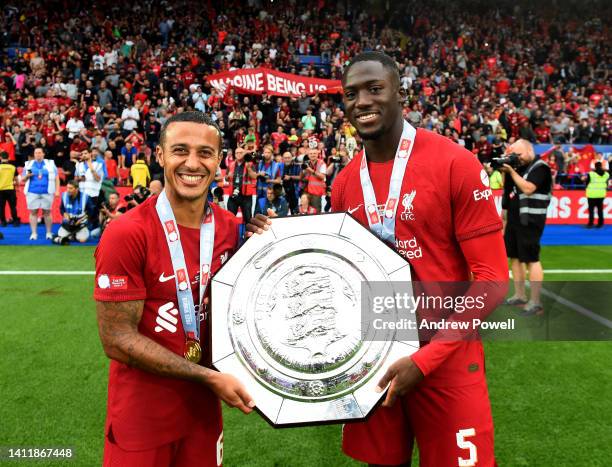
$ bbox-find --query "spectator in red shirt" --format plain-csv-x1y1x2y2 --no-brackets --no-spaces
271,125,288,152
0,133,16,162
104,150,118,185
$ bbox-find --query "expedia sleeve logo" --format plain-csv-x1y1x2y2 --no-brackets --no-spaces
473,169,493,201
473,188,493,201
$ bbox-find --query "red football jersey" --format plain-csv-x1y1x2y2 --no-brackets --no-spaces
94,196,240,450
332,129,503,386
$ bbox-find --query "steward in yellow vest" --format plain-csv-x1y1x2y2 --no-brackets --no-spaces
585,162,609,228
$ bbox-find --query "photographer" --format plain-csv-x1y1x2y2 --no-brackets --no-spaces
325,149,349,213
124,185,152,210
500,139,552,315
227,146,258,223
255,144,281,207
281,151,302,214
99,192,126,232
301,146,327,213
54,180,95,244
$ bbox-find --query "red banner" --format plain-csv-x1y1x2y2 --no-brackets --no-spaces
206,68,342,97
492,189,611,224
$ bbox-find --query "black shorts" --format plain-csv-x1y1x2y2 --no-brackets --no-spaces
504,222,544,263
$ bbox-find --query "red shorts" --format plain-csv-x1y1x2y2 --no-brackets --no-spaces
343,378,496,466
103,422,223,467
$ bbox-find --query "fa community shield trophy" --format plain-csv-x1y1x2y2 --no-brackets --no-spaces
211,213,419,427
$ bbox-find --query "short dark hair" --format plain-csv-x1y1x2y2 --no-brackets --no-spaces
342,51,400,86
159,111,223,153
67,179,79,189
137,153,146,160
0,151,8,160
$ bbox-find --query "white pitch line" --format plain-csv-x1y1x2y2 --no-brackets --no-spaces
539,287,612,329
0,271,94,275
545,269,612,274
509,269,612,278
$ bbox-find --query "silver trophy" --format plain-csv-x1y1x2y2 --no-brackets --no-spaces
211,213,419,426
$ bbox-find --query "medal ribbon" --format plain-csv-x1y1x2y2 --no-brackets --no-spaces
155,191,215,343
359,120,417,243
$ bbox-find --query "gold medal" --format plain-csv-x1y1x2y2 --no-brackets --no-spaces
184,339,202,363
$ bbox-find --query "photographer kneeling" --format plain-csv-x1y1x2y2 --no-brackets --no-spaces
498,139,552,315
54,180,96,244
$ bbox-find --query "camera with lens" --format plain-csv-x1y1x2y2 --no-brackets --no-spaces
302,160,312,170
243,151,260,163
125,186,152,206
491,152,521,170
62,214,88,232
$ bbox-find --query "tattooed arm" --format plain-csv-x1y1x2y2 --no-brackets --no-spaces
96,300,254,414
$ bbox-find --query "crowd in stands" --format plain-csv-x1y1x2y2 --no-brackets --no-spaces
0,0,610,229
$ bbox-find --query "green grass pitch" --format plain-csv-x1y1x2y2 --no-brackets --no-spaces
1,246,611,466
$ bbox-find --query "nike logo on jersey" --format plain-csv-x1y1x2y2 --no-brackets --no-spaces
159,272,175,283
347,204,363,214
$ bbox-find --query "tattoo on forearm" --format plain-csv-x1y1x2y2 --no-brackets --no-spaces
96,300,213,384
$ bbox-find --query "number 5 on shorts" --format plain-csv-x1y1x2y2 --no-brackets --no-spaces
456,428,477,467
